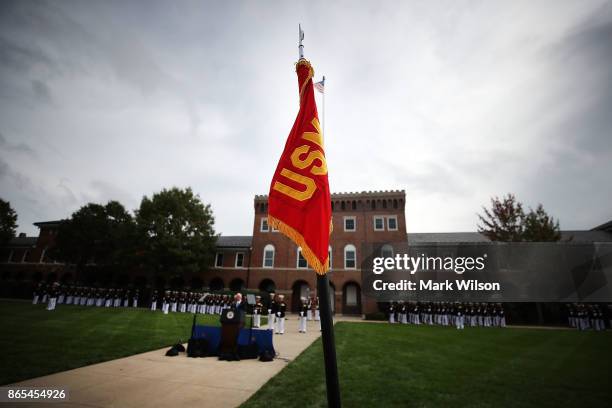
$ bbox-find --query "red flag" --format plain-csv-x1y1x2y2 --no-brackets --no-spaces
268,59,332,275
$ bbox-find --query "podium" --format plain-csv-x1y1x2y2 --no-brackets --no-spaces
219,308,245,360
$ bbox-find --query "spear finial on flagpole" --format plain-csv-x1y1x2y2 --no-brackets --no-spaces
299,24,305,59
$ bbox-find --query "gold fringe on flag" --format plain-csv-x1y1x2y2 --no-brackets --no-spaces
268,215,330,275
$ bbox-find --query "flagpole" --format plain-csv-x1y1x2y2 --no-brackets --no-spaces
322,75,325,143
299,25,341,408
317,274,341,408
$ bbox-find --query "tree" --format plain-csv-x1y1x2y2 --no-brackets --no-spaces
136,187,216,280
477,194,525,242
0,198,18,245
477,194,561,242
523,204,561,242
52,201,137,270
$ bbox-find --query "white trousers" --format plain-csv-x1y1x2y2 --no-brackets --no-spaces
307,310,313,321
32,295,39,305
268,314,276,330
151,302,157,311
315,310,320,321
253,314,261,327
275,317,285,334
299,316,307,333
47,297,57,311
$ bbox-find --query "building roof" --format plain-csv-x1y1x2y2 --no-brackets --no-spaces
592,220,612,233
34,220,63,228
216,236,252,248
407,232,490,243
407,230,612,243
7,236,38,247
254,190,406,201
561,230,612,242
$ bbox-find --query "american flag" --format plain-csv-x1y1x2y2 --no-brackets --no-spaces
314,76,325,94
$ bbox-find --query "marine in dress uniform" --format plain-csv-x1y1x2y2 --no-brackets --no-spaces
46,282,59,311
275,295,287,334
298,297,309,333
253,296,263,328
307,296,313,321
268,293,277,331
171,291,178,312
150,290,158,311
163,291,170,314
388,302,396,324
32,284,41,305
455,304,465,330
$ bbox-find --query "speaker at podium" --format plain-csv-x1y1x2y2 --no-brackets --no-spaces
219,307,245,360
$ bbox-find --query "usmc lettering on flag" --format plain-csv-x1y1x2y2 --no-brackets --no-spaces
268,59,332,275
273,117,326,201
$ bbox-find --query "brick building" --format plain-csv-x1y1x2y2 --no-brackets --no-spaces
203,190,407,315
2,190,611,317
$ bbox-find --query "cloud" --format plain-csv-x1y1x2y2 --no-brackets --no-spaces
0,132,37,156
0,0,611,237
31,79,52,104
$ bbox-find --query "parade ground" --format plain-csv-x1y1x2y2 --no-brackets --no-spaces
1,300,611,407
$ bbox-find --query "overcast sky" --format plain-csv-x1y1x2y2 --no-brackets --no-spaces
1,0,611,237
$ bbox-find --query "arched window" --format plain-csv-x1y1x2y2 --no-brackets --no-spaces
381,244,394,258
344,244,356,269
229,278,245,292
263,244,275,268
297,247,308,269
209,277,224,291
259,279,276,293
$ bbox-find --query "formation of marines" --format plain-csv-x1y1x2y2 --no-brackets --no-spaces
32,282,139,310
566,303,607,331
387,301,506,329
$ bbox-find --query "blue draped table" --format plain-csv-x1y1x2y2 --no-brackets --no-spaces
192,325,275,355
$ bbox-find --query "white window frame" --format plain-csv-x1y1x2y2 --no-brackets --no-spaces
387,215,398,231
296,247,308,269
260,217,269,232
215,252,224,267
343,216,356,232
263,244,275,268
235,252,245,268
344,244,357,269
373,216,385,231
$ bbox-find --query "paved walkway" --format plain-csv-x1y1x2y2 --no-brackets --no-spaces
11,315,361,408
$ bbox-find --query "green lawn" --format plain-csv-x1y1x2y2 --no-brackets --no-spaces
0,300,253,385
243,322,612,408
